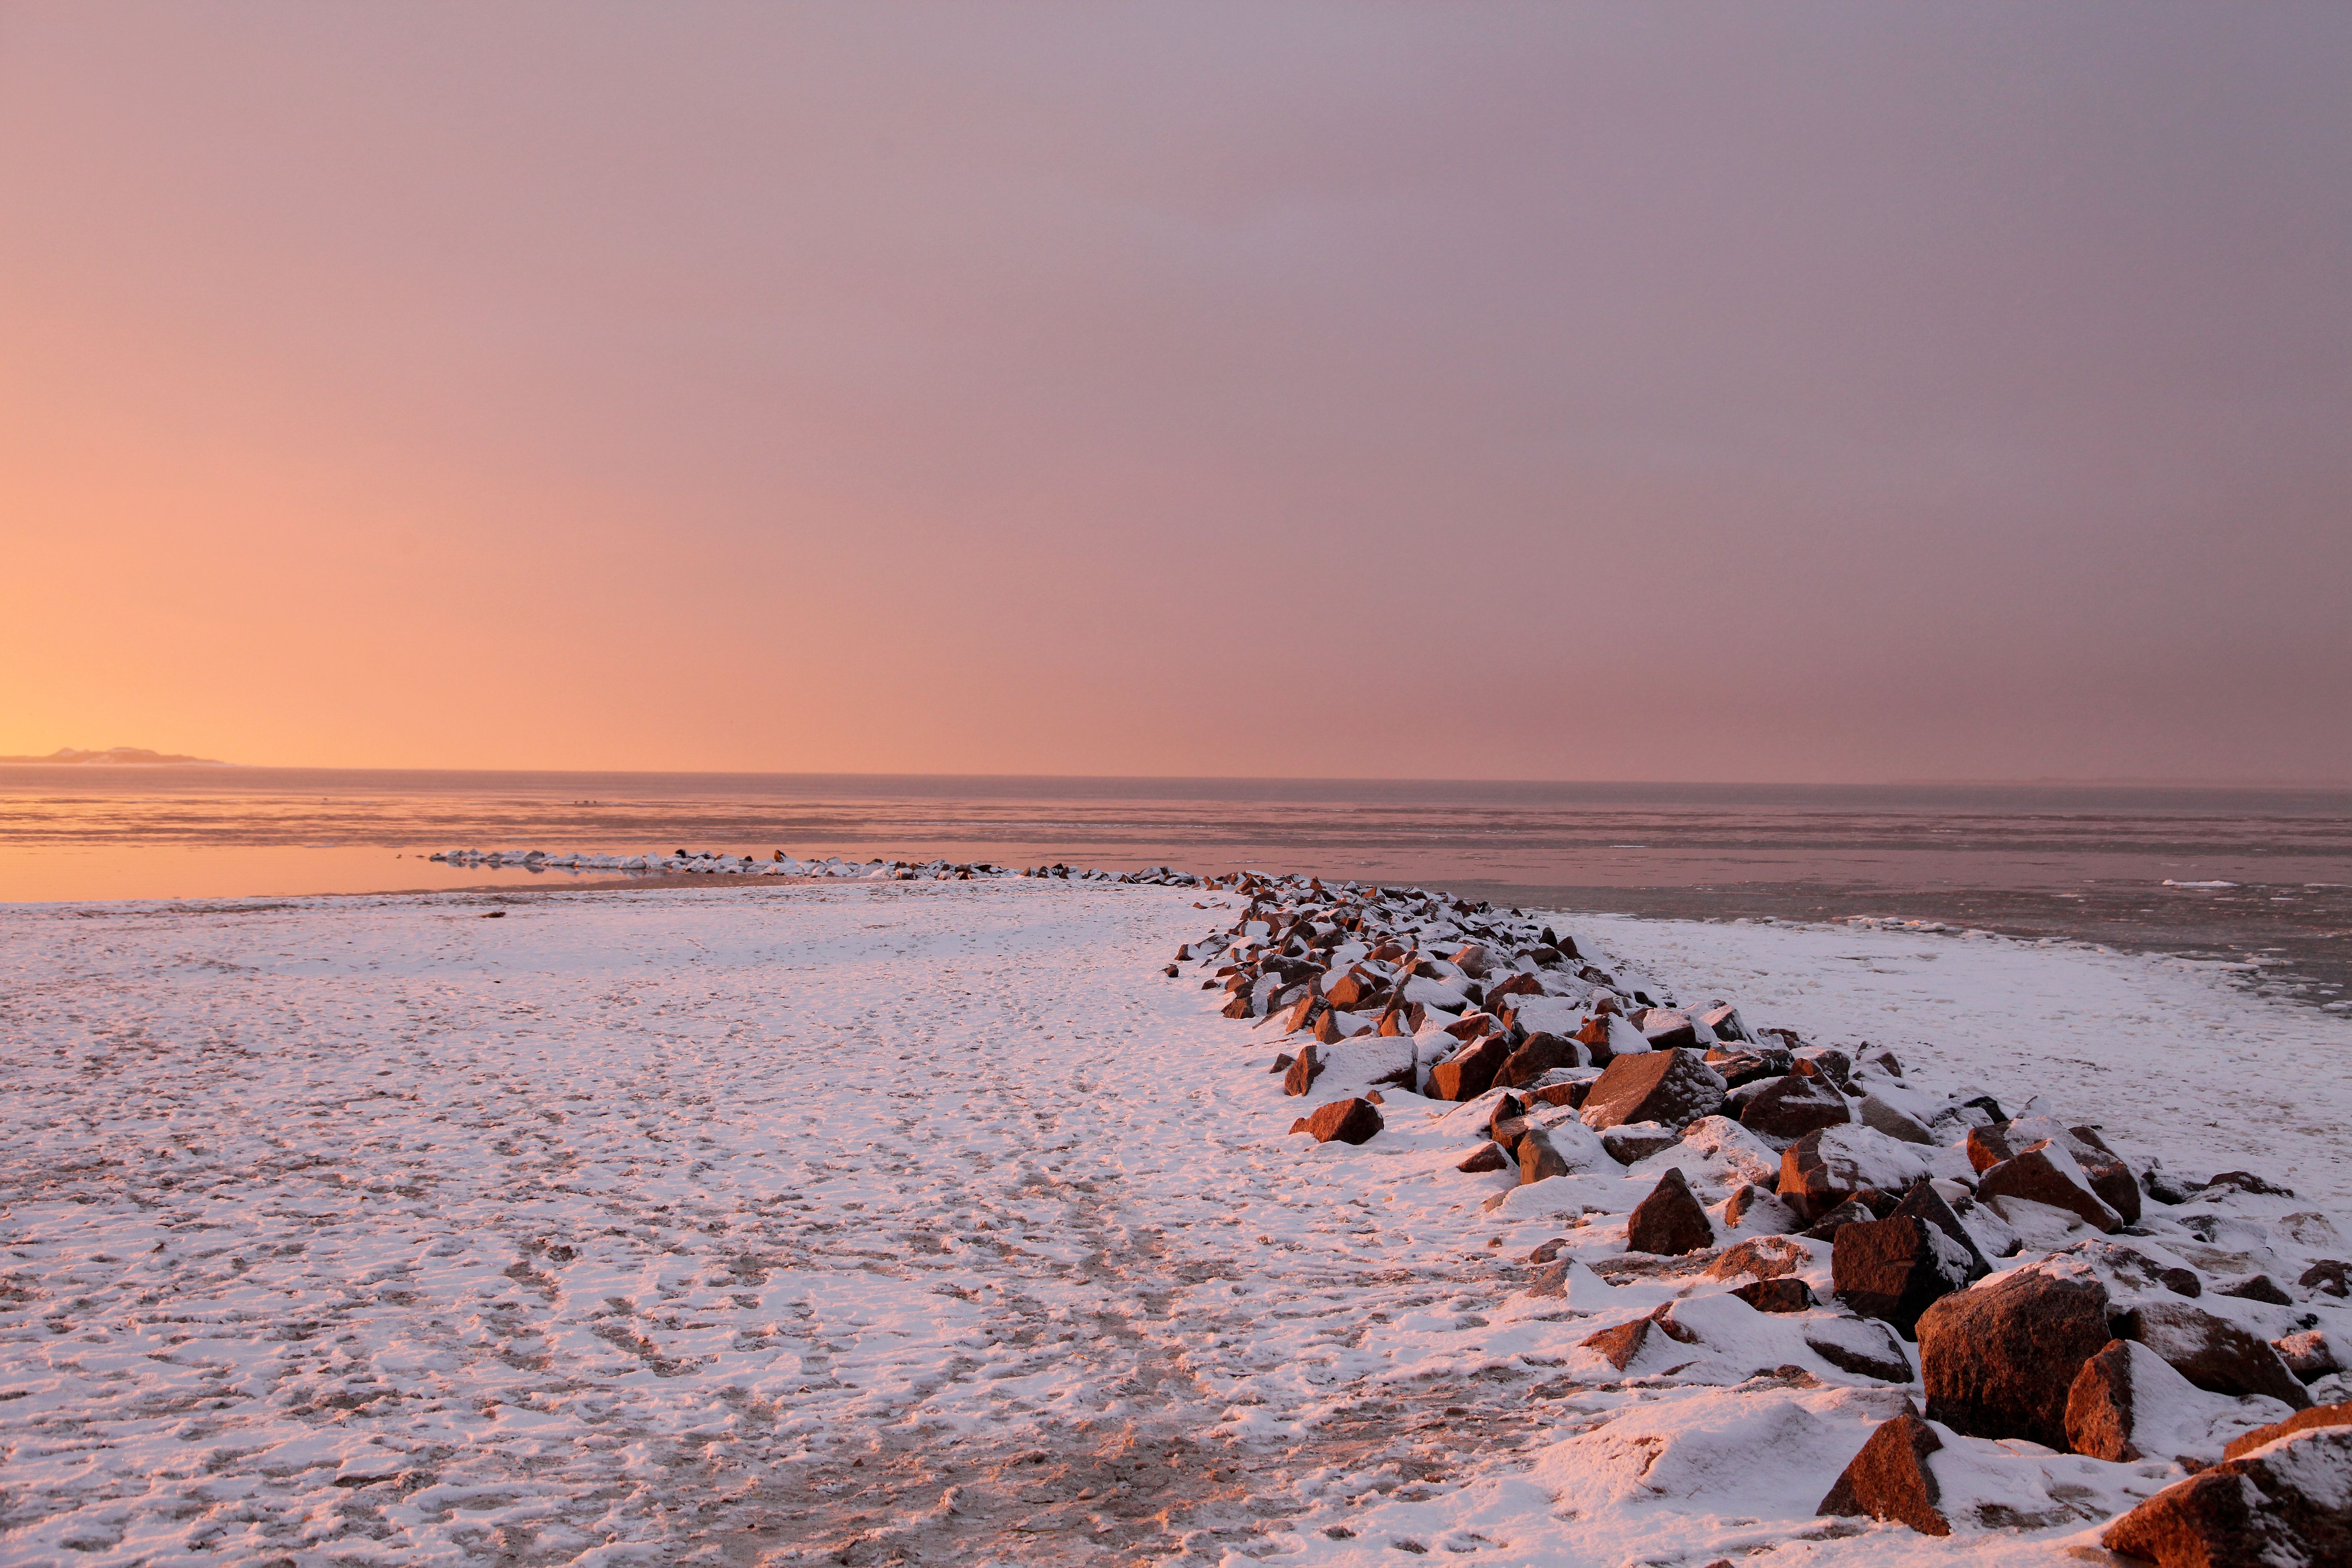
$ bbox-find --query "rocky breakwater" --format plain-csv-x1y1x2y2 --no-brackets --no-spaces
1167,870,2352,1563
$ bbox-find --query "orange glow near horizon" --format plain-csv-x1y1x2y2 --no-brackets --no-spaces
3,5,2347,783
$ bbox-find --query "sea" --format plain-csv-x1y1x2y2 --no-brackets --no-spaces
3,767,2347,1011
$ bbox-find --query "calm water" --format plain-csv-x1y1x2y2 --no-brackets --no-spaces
4,768,2348,1007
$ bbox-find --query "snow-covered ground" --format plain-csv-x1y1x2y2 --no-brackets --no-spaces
0,882,2344,1566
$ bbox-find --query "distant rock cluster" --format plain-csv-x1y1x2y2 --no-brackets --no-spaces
1168,868,2352,1564
428,849,1209,885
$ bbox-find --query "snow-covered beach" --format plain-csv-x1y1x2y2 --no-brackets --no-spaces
3,877,2348,1566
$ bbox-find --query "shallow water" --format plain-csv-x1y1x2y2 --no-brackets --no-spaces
3,766,2347,1005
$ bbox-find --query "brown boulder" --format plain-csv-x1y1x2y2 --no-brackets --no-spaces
1283,1044,1323,1097
1968,1120,2141,1225
1323,969,1373,1008
1582,1316,1656,1372
2275,1331,2343,1384
1578,1048,1727,1131
1428,1033,1512,1102
1625,1167,1715,1256
1833,1216,1973,1338
1601,1122,1682,1164
1706,1235,1809,1281
1722,1183,1797,1233
1817,1410,1950,1537
1974,1145,2122,1234
2064,1340,2146,1462
1889,1180,1991,1282
2222,1401,2352,1462
1221,991,1256,1019
1456,1144,1509,1174
1496,1031,1582,1088
1777,1127,1934,1222
2300,1260,2350,1298
1805,1316,1915,1382
1733,1277,1816,1313
1302,1097,1383,1145
1918,1270,2112,1449
2103,1427,2352,1568
2115,1301,2312,1410
1738,1073,1852,1142
2218,1274,2294,1305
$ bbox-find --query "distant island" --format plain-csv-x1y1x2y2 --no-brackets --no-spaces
0,746,230,766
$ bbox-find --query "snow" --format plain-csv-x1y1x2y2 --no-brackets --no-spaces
1,879,2347,1565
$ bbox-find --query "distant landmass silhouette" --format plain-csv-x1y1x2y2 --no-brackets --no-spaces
0,746,228,765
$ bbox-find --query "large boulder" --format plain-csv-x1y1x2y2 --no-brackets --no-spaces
1804,1315,1914,1383
1706,1235,1810,1282
1777,1125,1939,1222
1833,1216,1976,1338
1428,1033,1512,1102
1577,1048,1727,1131
1283,1044,1324,1096
1974,1143,2123,1234
2116,1301,2312,1410
1918,1271,2112,1449
2102,1426,2352,1568
1890,1180,1991,1282
1496,1030,1582,1089
1519,1119,1609,1184
1302,1097,1383,1145
1625,1167,1714,1256
2066,1339,2297,1467
1738,1071,1853,1142
1968,1119,2142,1225
1817,1410,1950,1537
2223,1402,2352,1462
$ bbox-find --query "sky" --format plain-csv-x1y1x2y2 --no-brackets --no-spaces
2,3,2347,782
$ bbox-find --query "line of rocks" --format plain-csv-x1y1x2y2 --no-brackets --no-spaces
1162,869,2352,1566
428,848,1208,886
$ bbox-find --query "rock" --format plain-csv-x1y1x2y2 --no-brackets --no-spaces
1890,1179,1991,1282
2203,1170,2294,1198
1496,1031,1582,1088
1802,1195,1881,1242
1601,1121,1682,1164
1519,1122,1607,1184
1457,1144,1509,1174
2064,1338,2298,1468
1805,1315,1915,1383
2102,1427,2352,1568
1637,1008,1703,1052
1220,992,1255,1019
1706,1235,1810,1281
1702,1047,1788,1089
1697,1002,1749,1043
2222,1401,2352,1461
2065,1340,2158,1462
1793,1049,1854,1091
1527,1236,1570,1264
1857,1094,1937,1146
2300,1260,2350,1298
2063,1125,2144,1226
1302,1098,1384,1145
1777,1126,1937,1222
1733,1277,1816,1313
1817,1410,1950,1537
1833,1216,1975,1338
1283,1045,1324,1097
1428,1033,1512,1102
2115,1301,2311,1410
1717,1183,1792,1232
1919,1271,2113,1449
1738,1072,1852,1142
1625,1167,1715,1256
1577,1048,1727,1132
1582,1316,1656,1372
1974,1144,2123,1234
1269,1052,1294,1073
2162,1266,2204,1298
2276,1331,2344,1384
1323,969,1374,1008
2219,1274,2295,1306
1288,1117,1309,1134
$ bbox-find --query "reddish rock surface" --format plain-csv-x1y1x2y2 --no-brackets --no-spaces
1625,1167,1715,1256
1817,1411,1950,1537
1302,1097,1383,1146
1429,1033,1511,1102
1738,1072,1853,1142
1577,1049,1727,1131
1919,1271,2112,1449
2117,1300,2312,1410
2103,1427,2352,1568
1832,1216,1971,1338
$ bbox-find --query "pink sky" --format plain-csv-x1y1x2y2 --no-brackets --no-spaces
3,4,2347,781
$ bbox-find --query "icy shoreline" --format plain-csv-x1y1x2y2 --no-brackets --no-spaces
1,875,2347,1565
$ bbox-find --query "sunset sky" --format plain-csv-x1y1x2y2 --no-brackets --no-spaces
4,3,2347,782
